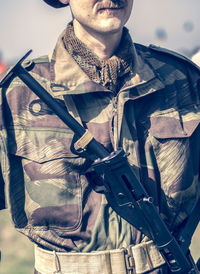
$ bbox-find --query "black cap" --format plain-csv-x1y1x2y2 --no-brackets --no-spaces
43,0,69,8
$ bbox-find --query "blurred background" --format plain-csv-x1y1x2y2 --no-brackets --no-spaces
0,0,200,273
0,0,200,65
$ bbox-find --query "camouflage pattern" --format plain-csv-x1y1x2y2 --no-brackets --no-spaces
0,27,200,268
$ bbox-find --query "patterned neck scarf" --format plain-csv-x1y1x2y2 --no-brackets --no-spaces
63,23,133,93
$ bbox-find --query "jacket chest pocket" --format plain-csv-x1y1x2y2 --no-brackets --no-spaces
148,109,200,199
7,127,84,231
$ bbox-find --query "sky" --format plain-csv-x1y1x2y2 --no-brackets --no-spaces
0,0,200,64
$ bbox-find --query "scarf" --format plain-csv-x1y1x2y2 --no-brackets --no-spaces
63,23,133,93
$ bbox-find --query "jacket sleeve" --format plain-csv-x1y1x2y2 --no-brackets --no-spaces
0,78,7,210
0,163,6,210
0,118,6,210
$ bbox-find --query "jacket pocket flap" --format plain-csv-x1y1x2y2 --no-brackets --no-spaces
149,110,200,139
7,128,78,163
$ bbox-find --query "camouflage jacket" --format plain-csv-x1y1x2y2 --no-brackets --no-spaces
0,29,200,253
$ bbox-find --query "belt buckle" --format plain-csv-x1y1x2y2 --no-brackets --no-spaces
125,249,135,273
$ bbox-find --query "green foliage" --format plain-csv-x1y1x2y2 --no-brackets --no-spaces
0,210,34,274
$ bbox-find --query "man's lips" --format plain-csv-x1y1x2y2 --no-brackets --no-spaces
96,1,125,11
98,7,122,12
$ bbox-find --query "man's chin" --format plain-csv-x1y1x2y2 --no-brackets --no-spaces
95,20,124,34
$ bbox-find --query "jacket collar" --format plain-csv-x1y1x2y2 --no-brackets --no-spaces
49,28,164,98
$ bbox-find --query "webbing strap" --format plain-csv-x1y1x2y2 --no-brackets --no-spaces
131,241,165,273
63,95,94,150
74,129,94,150
35,246,127,274
34,240,165,274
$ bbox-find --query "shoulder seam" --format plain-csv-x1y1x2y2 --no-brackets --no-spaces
149,44,200,71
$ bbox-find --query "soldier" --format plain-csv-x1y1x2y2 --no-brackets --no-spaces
0,0,199,273
192,49,200,67
0,51,6,75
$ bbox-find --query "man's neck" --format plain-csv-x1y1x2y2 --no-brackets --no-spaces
73,20,123,60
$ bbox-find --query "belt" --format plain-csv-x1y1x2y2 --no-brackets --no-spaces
34,240,165,274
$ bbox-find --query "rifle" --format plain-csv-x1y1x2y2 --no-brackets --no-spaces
0,50,199,273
